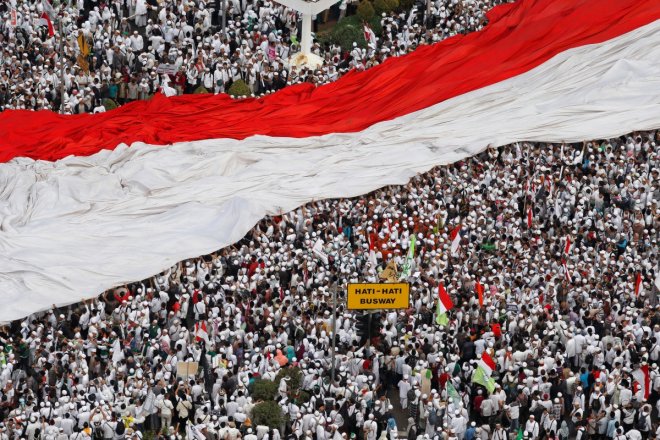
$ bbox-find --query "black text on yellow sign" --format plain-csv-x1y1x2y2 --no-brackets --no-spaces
346,283,410,310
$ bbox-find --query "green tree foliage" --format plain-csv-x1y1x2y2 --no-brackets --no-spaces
227,79,252,97
356,0,375,22
251,379,278,401
252,401,284,429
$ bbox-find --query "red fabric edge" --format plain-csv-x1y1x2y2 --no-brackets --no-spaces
1,0,659,162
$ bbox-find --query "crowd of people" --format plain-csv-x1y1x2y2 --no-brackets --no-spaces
0,131,657,440
0,0,505,112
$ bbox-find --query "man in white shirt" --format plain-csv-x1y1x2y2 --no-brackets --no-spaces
363,414,378,440
525,415,540,440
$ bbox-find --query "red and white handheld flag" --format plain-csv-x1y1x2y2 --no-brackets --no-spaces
564,236,572,255
438,283,454,314
562,261,572,282
38,0,56,37
195,321,210,344
635,272,643,297
450,225,461,256
363,24,377,48
479,352,497,377
37,13,55,37
527,207,533,228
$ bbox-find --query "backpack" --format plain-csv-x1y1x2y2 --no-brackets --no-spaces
584,353,594,366
115,422,125,436
93,427,104,440
428,408,439,426
636,414,647,431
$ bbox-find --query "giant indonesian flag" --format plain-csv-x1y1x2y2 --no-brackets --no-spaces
1,0,660,322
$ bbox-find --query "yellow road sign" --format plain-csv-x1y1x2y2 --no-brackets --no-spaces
346,283,410,310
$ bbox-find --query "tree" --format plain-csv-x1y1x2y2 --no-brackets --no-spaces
102,98,118,111
385,0,399,12
228,79,252,98
373,0,389,15
252,401,284,429
251,379,278,401
356,0,375,21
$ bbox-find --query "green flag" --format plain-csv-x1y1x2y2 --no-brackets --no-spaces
436,309,449,326
472,366,495,394
446,381,460,406
399,235,416,280
516,429,523,440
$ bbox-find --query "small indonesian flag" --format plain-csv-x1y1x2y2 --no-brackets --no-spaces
562,260,572,282
37,12,55,37
438,283,453,313
564,236,572,254
635,272,643,297
450,224,461,256
527,207,533,228
632,365,650,400
363,24,377,48
476,280,484,307
479,351,497,377
195,321,209,344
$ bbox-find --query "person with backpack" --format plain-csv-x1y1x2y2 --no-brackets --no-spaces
426,403,439,434
113,417,126,440
635,406,651,439
622,404,636,432
525,415,540,440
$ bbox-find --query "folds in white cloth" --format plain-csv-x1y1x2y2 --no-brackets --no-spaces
1,21,660,322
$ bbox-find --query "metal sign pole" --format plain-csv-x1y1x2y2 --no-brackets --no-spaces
330,281,337,383
367,312,372,348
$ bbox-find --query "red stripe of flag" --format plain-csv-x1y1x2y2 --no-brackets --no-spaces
635,273,643,296
450,224,462,256
438,283,454,312
3,0,658,162
476,280,484,307
39,13,55,37
481,352,496,371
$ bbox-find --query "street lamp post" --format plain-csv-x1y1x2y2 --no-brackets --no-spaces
328,241,350,384
272,0,337,67
331,277,338,383
59,19,66,113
